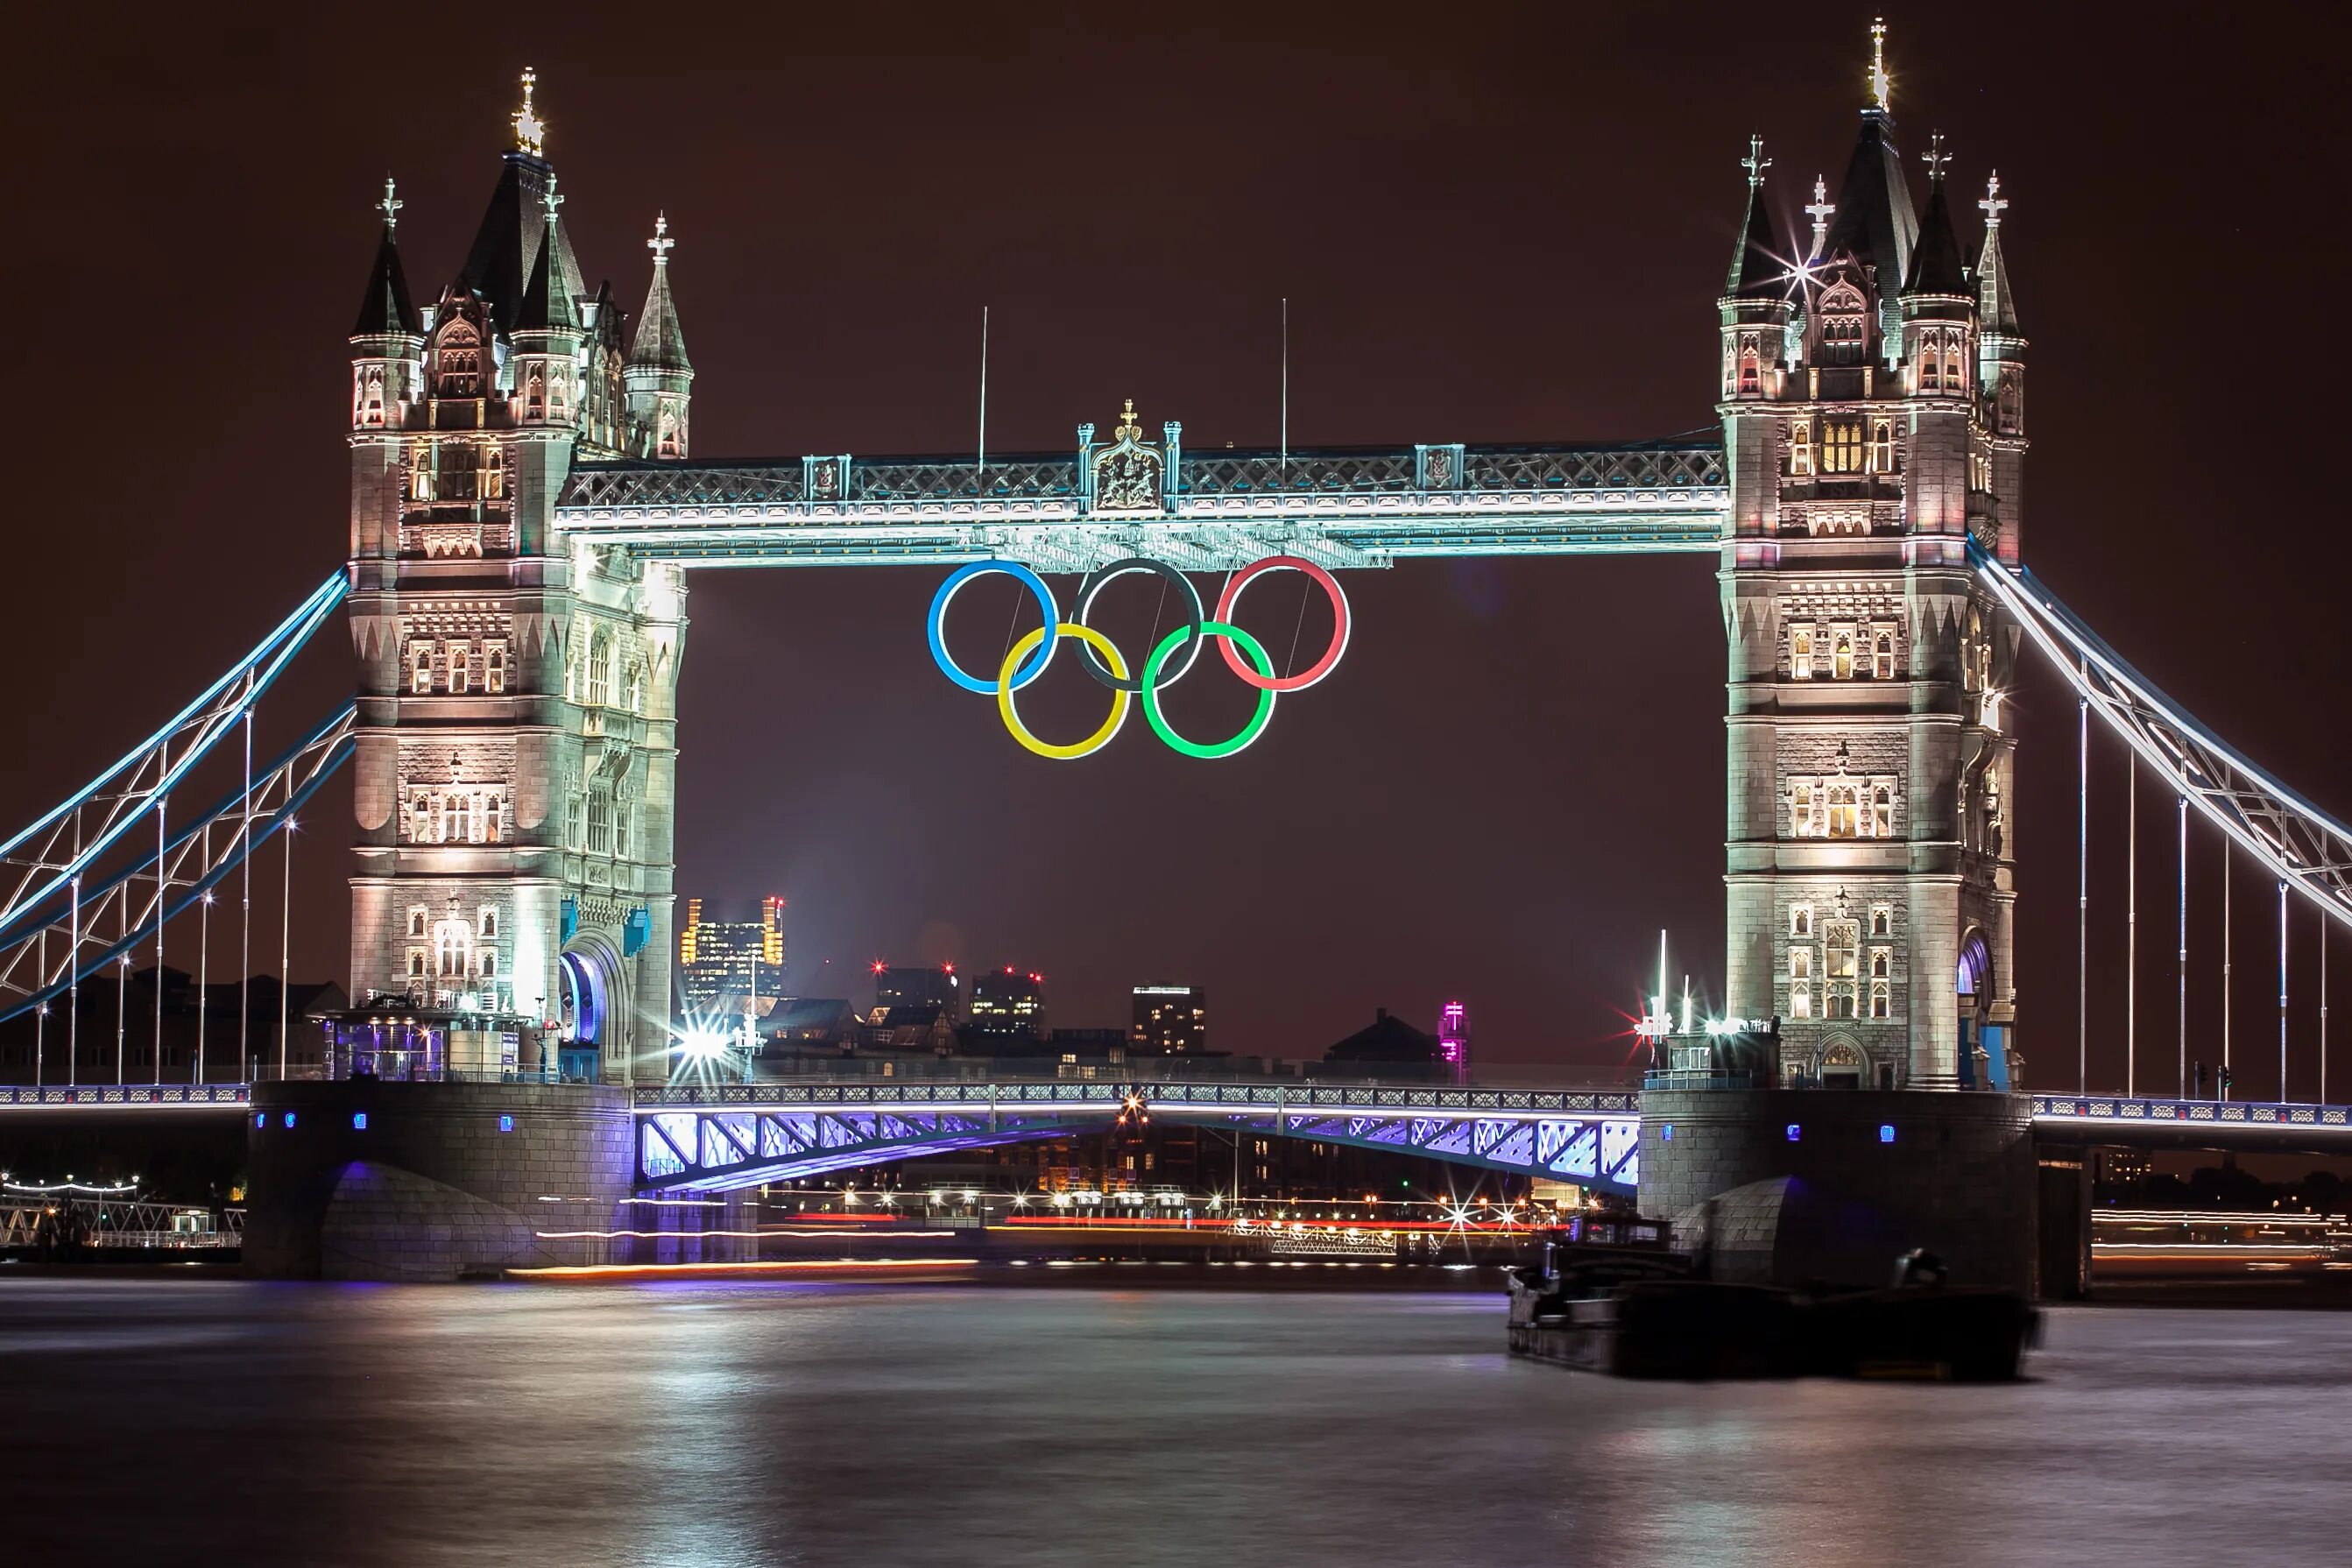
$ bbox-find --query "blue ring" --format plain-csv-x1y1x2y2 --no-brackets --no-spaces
929,562,1059,695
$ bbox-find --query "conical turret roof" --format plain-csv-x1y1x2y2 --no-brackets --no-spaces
1822,111,1919,287
1903,175,1969,296
1977,192,2022,335
351,225,420,338
628,218,690,373
1725,178,1790,301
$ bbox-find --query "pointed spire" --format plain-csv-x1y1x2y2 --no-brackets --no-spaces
1724,136,1789,300
1903,159,1970,297
1867,17,1891,113
1977,173,2023,334
351,179,420,338
629,214,690,371
516,213,558,335
1804,175,1834,259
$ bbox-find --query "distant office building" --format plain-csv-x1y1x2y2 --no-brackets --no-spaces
680,895,786,1018
969,967,1043,1038
1132,985,1207,1054
874,962,960,1016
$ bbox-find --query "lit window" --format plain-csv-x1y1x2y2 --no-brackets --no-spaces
1793,782,1818,838
1832,630,1854,680
1872,783,1895,837
1868,421,1895,474
1869,905,1891,939
1822,422,1863,474
412,645,433,694
1944,345,1966,393
407,950,426,978
409,797,431,844
586,789,612,855
1869,978,1891,1020
1791,905,1813,939
1827,785,1861,839
443,793,471,844
479,908,498,939
587,630,612,707
1873,631,1896,680
485,643,506,695
1792,625,1814,679
524,365,546,420
1825,922,1859,1021
1789,421,1814,477
1789,945,1813,1018
479,951,497,979
448,641,470,696
485,796,503,844
1739,343,1759,393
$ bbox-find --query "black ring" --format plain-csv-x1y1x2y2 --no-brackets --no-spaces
1072,558,1204,693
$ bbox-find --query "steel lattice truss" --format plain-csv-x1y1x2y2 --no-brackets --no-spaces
632,1081,1643,1193
1974,545,2352,931
0,567,354,1025
554,441,1730,570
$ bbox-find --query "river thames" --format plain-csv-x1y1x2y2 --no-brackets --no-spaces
4,1278,2347,1566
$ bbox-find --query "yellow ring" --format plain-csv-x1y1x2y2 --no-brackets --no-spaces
997,622,1130,759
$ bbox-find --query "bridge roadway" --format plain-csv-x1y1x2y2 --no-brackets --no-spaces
4,1080,2344,1179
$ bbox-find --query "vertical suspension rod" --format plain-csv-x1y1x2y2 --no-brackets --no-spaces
197,823,210,1087
2127,765,2137,1098
2078,689,2088,1094
2278,879,2289,1104
2178,794,2188,1098
2222,848,2232,1100
279,770,293,1081
240,709,252,1083
153,796,166,1085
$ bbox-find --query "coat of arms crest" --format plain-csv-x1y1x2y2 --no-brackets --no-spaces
1091,399,1163,512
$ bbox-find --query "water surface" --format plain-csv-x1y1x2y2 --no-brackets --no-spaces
3,1278,2344,1566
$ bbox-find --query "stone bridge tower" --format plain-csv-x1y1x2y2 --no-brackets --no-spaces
1718,38,2029,1091
343,74,690,1080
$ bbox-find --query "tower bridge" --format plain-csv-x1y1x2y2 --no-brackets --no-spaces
2,44,2348,1285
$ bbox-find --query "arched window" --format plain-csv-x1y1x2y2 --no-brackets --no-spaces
524,365,546,420
1827,785,1861,839
1792,625,1814,679
409,908,428,938
1822,422,1863,474
479,951,497,979
1873,631,1896,680
409,797,431,844
1919,349,1940,392
485,643,506,694
1869,906,1891,939
1789,944,1813,1018
485,796,503,844
1789,420,1813,477
549,371,570,421
434,918,470,978
1871,783,1895,836
586,788,612,855
587,630,612,707
1868,420,1895,474
479,908,498,939
412,643,433,694
1832,631,1854,680
483,444,505,501
1738,344,1759,393
566,794,584,851
1792,782,1818,837
409,950,427,978
434,320,483,399
1825,921,1860,1018
448,641,470,695
444,794,470,844
659,406,682,457
1944,344,1966,393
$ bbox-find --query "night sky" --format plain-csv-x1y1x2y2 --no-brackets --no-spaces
6,5,2346,1089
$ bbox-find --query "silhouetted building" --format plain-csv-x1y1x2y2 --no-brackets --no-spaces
1323,1007,1443,1070
680,896,785,1019
969,967,1042,1040
1132,985,1206,1054
874,963,959,1015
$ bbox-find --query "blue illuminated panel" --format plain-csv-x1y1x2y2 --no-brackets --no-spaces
1785,1123,1801,1142
1879,1124,1896,1143
352,1112,368,1131
498,1114,514,1133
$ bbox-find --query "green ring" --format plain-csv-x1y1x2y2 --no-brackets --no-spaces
1141,620,1277,759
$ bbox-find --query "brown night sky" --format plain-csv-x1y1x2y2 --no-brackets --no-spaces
3,4,2346,1087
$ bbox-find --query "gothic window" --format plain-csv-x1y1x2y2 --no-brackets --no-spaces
586,788,612,855
1792,782,1819,838
1872,783,1895,837
478,950,497,979
1827,785,1861,840
1825,921,1860,1018
1918,343,1940,392
411,644,432,694
659,406,682,457
1791,905,1814,940
443,793,471,844
587,629,613,707
484,795,503,844
549,371,570,421
409,796,431,844
625,659,645,714
1868,420,1895,474
483,444,505,501
1869,905,1892,940
1944,342,1967,394
1868,976,1891,1019
448,641,470,695
409,908,428,938
1821,422,1863,475
524,365,546,420
434,918,470,978
565,793,584,851
1832,630,1855,680
1789,420,1813,477
1789,945,1813,1019
479,908,498,939
356,366,385,428
1739,343,1760,393
408,950,427,978
1869,947,1891,980
613,798,631,859
434,319,483,399
1792,625,1814,679
485,641,506,694
409,441,437,503
1873,630,1896,680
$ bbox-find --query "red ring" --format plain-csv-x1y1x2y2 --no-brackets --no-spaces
1212,556,1353,692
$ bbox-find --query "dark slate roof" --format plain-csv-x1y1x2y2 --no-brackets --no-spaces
1724,180,1790,301
351,228,420,338
1822,111,1919,288
1903,176,1970,296
1324,1009,1442,1063
1978,222,2022,335
458,152,586,340
515,216,558,333
629,258,690,371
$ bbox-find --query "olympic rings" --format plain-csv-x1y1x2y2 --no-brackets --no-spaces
998,623,1130,760
1141,620,1277,759
928,561,1059,695
1212,555,1352,691
927,554,1349,758
1072,558,1204,692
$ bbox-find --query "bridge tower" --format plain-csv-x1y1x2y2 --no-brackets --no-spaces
1719,38,2027,1091
342,75,691,1081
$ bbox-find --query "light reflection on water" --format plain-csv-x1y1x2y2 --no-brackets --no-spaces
1,1279,2347,1567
